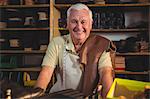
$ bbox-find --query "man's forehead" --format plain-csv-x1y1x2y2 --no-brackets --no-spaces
70,9,89,14
69,9,90,19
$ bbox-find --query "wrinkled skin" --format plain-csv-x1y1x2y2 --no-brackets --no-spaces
67,9,93,49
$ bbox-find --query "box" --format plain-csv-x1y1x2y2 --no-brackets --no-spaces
107,78,150,99
115,56,125,71
23,72,37,86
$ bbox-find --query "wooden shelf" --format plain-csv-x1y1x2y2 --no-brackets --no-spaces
92,28,148,32
0,27,50,31
0,68,149,74
59,28,148,32
54,3,150,9
0,4,50,8
115,70,149,75
0,50,46,54
0,67,41,72
116,52,150,56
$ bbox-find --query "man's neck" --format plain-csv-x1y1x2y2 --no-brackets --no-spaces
73,39,85,53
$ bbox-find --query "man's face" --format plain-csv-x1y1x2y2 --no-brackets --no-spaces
67,9,92,43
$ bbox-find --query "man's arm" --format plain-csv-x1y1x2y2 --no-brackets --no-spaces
35,66,55,90
99,67,114,99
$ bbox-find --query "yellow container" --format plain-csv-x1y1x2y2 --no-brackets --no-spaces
107,78,150,99
23,72,36,86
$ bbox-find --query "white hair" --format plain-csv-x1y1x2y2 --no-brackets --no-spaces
67,3,93,21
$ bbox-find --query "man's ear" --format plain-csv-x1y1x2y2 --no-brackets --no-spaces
66,21,69,29
66,24,68,29
91,19,93,29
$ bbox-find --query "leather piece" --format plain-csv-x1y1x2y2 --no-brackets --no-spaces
77,34,110,96
0,79,44,98
106,41,117,68
38,89,83,99
15,87,44,99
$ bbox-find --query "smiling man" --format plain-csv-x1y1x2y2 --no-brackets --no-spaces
35,3,115,98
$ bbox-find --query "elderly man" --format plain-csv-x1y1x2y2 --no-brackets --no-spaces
35,3,115,98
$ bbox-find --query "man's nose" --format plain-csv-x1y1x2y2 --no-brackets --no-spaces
76,22,82,30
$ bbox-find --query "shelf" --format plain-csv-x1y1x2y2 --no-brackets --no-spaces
115,70,149,75
0,68,149,74
0,4,50,8
0,50,46,54
59,28,148,32
1,28,146,32
0,27,50,31
116,52,150,56
92,28,148,32
0,67,41,72
54,3,150,9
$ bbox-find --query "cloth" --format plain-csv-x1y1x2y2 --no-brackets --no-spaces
41,34,112,93
76,34,114,96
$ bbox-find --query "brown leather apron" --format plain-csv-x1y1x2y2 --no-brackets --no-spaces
77,34,116,96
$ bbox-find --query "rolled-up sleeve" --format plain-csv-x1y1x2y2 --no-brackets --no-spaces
42,39,58,68
98,51,112,69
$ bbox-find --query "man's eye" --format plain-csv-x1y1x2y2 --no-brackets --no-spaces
71,20,77,23
81,21,86,24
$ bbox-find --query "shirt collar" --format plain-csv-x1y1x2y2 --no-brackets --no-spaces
65,34,76,53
